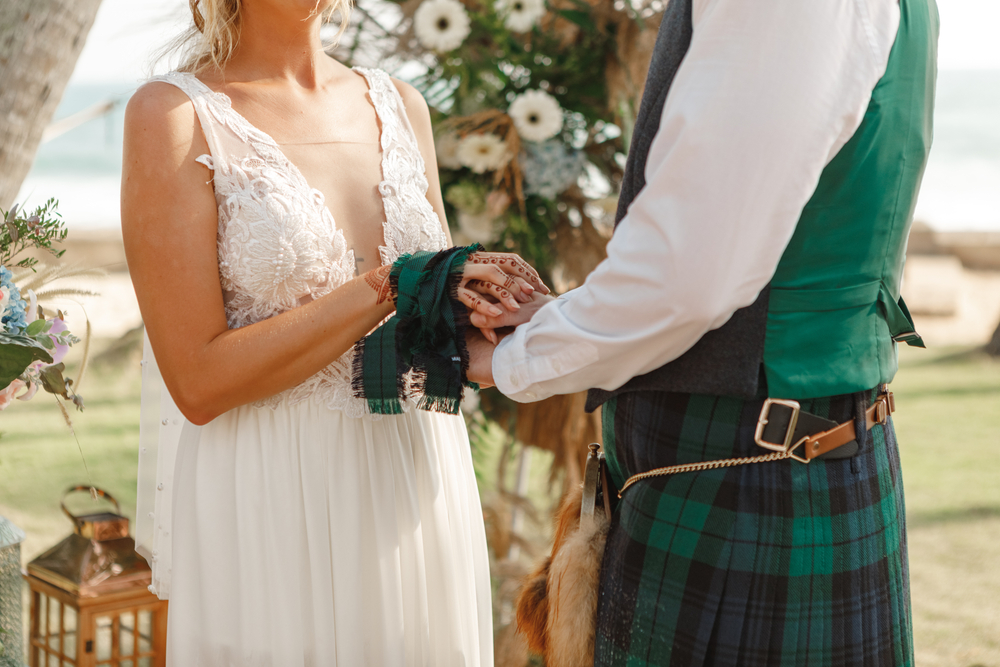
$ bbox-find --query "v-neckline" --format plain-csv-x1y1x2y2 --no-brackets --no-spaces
184,68,391,270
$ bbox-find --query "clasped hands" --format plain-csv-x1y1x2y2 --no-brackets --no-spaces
456,251,554,388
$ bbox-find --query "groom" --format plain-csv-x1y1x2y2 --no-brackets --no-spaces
468,0,937,664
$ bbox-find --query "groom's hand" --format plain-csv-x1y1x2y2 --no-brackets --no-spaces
465,328,497,387
470,292,554,331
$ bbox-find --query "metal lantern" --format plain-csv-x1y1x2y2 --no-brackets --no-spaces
24,487,167,667
0,515,27,667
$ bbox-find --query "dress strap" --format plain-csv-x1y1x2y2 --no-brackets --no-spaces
144,71,290,175
144,71,229,172
353,67,446,263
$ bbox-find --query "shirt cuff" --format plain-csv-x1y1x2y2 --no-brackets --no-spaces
492,325,600,402
492,330,541,402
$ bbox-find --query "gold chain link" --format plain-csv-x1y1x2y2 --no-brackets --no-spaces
618,451,794,498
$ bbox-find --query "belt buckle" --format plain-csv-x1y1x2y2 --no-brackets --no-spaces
873,391,895,424
755,398,802,453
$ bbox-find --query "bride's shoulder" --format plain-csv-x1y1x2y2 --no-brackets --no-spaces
125,77,194,123
389,77,427,112
124,74,205,157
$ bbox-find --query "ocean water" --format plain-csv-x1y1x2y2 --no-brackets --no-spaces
16,81,133,229
14,70,1000,232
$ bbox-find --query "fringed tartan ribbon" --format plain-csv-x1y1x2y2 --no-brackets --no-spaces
352,244,482,415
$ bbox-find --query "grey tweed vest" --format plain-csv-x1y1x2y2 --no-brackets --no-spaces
586,0,770,411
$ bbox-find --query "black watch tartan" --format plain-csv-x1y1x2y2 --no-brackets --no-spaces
594,388,913,667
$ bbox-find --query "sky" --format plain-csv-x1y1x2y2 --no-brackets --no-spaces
70,0,1000,85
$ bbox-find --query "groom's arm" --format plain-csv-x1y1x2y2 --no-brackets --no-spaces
485,0,902,402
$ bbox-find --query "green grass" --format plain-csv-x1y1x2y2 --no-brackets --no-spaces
1,342,998,665
0,355,141,562
891,346,1000,667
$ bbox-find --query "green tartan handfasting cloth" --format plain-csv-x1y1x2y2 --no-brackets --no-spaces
352,245,481,415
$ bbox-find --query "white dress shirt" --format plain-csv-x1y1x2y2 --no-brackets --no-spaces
493,0,902,402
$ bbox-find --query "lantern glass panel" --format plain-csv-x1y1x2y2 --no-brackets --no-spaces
63,604,77,633
95,615,113,660
138,658,151,667
119,611,135,656
64,629,77,660
48,653,59,667
63,603,77,660
38,592,47,637
119,661,134,667
137,609,153,653
48,595,61,639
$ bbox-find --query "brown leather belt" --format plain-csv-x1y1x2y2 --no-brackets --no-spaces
618,390,895,497
755,390,895,461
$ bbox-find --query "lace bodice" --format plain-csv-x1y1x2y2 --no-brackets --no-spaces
149,68,449,417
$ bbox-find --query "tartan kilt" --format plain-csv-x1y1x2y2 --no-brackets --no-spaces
594,389,913,667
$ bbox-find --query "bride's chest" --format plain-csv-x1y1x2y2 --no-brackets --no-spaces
212,157,355,310
209,144,444,317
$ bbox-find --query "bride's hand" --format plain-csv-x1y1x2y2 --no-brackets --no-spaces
469,292,555,331
457,251,549,324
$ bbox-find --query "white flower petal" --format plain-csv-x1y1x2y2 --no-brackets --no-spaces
414,0,472,52
458,211,500,244
496,0,546,33
435,132,464,169
456,133,510,174
508,89,564,142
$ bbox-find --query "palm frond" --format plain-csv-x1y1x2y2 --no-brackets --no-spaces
13,262,107,292
74,317,93,392
34,288,101,300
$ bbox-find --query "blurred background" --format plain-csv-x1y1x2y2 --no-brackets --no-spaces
1,0,998,664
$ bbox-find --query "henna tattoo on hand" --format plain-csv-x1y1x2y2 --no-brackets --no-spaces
467,279,513,302
468,252,544,287
365,265,393,305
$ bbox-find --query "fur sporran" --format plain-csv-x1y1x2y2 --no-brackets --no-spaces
516,446,611,667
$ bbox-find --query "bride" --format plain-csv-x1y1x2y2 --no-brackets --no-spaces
120,0,547,663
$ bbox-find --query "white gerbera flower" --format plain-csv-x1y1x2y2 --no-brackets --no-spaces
457,133,509,173
414,0,471,52
508,89,563,142
435,132,464,169
457,211,500,244
496,0,546,33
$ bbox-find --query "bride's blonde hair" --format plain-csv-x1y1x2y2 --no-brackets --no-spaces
174,0,352,73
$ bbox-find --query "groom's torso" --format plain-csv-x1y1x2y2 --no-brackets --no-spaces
587,0,938,411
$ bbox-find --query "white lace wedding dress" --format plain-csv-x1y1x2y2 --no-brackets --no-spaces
134,68,493,666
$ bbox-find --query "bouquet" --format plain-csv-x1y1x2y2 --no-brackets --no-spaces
0,200,86,412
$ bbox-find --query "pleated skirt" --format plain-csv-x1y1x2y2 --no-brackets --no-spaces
595,390,913,667
166,397,494,666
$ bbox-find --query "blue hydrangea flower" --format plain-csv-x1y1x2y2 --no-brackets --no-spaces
520,140,588,200
0,265,28,333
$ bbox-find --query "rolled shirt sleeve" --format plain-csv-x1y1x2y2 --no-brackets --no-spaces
493,0,901,403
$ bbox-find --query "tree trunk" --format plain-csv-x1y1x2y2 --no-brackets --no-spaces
987,319,1000,357
0,0,104,209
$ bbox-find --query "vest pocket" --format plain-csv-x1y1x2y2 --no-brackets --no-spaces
763,280,922,398
768,280,924,348
768,280,881,313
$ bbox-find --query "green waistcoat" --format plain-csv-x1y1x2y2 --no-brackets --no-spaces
763,0,939,399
